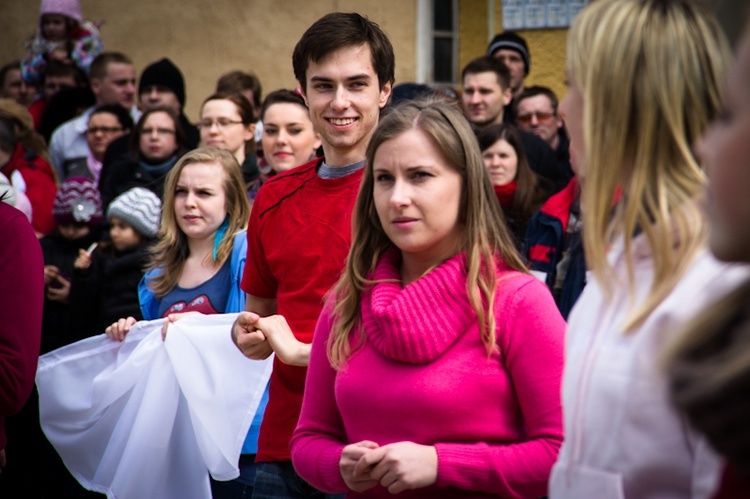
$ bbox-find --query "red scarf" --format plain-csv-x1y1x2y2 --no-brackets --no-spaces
493,182,517,210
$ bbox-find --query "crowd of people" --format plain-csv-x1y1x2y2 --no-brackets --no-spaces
1,0,750,497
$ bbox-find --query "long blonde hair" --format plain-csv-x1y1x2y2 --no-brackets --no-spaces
146,147,250,297
327,98,527,369
568,0,730,331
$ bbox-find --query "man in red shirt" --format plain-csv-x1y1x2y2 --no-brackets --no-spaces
231,12,394,498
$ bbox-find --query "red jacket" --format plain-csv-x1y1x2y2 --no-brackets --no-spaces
2,144,57,235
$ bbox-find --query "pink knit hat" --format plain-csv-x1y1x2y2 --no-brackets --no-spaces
41,0,83,24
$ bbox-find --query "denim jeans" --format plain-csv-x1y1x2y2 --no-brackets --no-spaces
251,461,345,499
210,454,257,499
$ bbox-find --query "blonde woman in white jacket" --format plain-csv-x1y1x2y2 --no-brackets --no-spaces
549,0,750,498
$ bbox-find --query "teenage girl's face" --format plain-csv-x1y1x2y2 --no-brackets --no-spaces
700,30,750,263
481,138,518,186
199,99,254,162
42,14,68,41
174,161,228,244
139,111,178,163
262,102,321,173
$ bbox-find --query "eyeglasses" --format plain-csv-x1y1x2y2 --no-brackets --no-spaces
142,127,176,136
197,119,245,130
86,126,123,135
517,111,556,125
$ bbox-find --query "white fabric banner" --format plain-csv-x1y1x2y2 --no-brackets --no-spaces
36,314,273,499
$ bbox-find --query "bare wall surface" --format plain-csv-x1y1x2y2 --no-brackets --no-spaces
1,0,417,120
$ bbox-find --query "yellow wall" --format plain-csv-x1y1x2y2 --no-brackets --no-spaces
458,0,568,101
1,0,418,120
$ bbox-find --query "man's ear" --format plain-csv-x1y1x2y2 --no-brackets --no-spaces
502,87,512,106
378,81,393,109
297,85,308,107
90,77,102,96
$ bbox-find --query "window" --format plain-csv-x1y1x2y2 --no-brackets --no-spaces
432,0,458,83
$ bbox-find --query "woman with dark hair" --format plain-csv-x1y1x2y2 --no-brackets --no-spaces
99,106,189,208
63,104,133,181
477,123,549,247
260,89,321,175
199,93,260,194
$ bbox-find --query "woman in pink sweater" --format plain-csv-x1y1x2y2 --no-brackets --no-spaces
257,98,565,497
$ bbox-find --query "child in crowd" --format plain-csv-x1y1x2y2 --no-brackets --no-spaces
70,187,161,337
22,0,103,85
40,176,102,354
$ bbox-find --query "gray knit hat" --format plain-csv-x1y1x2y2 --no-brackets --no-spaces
106,187,161,239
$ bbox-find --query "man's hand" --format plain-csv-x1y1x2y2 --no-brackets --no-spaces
232,312,274,360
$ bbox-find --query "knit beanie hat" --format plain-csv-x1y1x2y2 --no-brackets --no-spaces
52,177,103,225
138,58,186,107
40,0,83,23
106,187,161,239
486,31,531,76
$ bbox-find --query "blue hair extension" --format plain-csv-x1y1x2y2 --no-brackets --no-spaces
213,216,229,262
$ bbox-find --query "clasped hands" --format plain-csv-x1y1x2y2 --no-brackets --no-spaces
231,312,308,366
339,441,438,494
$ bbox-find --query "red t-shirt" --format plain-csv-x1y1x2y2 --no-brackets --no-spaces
242,157,363,461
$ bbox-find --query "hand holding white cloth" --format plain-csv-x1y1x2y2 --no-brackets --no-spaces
36,314,273,499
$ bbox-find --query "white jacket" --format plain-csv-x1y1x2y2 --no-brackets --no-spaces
550,235,750,499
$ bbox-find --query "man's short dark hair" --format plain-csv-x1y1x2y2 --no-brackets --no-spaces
517,85,559,113
461,56,511,91
216,70,263,110
90,104,135,131
89,52,133,81
44,60,88,87
292,12,395,92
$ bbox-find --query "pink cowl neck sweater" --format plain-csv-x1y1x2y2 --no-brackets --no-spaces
291,249,565,498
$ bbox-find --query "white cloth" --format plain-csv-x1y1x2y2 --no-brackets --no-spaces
549,235,750,499
37,313,273,499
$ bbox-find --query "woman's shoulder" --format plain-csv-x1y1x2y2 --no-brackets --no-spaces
493,264,557,311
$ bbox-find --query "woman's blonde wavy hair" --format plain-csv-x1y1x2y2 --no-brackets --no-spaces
568,0,730,331
327,98,527,369
146,147,250,297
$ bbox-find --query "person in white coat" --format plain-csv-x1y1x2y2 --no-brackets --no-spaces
548,1,750,498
